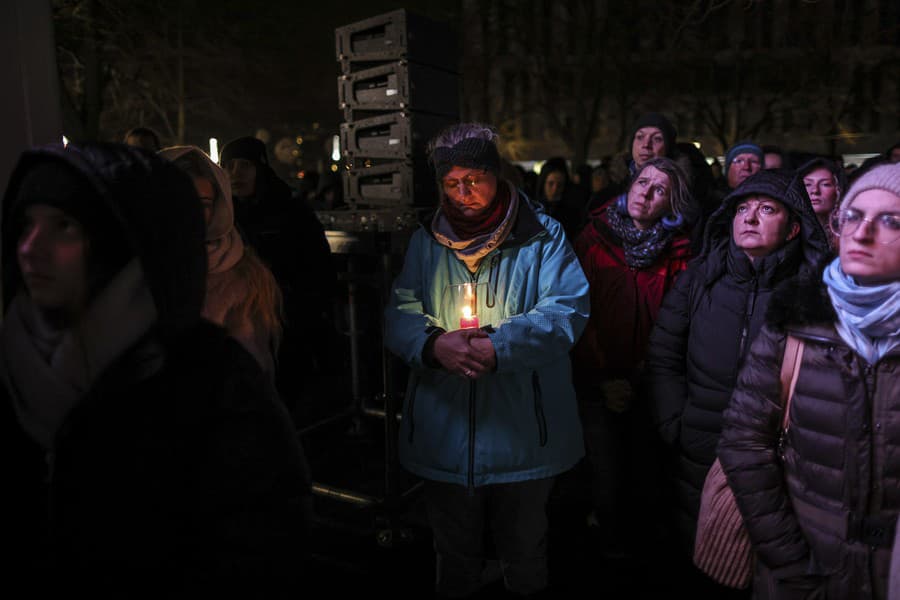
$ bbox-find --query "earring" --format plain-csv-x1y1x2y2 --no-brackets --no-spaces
615,194,628,215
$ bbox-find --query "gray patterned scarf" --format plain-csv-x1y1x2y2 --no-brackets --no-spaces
605,203,675,269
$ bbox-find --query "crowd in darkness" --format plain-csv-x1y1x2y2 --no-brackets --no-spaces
1,111,900,599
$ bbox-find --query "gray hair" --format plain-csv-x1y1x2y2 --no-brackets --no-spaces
631,157,693,218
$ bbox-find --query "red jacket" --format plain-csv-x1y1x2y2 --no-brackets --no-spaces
572,204,691,388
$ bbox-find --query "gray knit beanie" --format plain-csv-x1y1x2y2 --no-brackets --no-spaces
840,163,900,212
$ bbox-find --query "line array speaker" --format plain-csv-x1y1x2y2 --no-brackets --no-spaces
333,9,459,218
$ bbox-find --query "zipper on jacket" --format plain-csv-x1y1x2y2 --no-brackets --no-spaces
467,379,476,495
485,254,500,308
860,360,877,517
738,275,760,359
406,375,419,443
532,371,548,446
464,267,482,495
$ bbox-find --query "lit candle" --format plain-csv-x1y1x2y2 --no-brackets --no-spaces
459,305,479,329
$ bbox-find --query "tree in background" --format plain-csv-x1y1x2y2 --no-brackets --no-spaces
53,0,304,145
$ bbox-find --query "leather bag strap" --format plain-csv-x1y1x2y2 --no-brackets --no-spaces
779,335,805,431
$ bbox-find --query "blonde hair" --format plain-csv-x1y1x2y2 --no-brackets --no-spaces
224,246,284,353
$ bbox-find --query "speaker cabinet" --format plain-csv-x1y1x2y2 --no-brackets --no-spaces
335,9,457,73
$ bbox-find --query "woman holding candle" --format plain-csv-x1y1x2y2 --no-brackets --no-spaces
384,123,590,598
571,156,693,557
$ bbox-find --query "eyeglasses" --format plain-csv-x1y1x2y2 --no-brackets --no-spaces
442,173,486,194
731,157,761,169
831,208,900,244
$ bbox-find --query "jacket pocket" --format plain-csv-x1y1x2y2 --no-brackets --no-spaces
532,371,548,447
406,374,419,443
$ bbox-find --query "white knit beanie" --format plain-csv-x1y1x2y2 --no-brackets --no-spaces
841,163,900,211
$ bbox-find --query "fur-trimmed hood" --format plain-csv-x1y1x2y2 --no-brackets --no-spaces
765,259,837,331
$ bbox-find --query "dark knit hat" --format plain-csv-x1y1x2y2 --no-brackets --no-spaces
631,113,677,157
219,136,269,166
725,141,764,174
431,137,501,179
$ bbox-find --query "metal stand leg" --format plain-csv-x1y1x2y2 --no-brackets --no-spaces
306,233,423,545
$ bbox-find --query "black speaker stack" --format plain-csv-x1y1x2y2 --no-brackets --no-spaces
321,9,459,234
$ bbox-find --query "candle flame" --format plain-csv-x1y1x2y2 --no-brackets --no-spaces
461,306,472,318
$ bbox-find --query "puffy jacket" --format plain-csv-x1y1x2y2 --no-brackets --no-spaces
384,191,590,488
644,169,830,551
719,273,900,600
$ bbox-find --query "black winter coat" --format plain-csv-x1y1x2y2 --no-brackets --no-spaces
4,324,312,596
719,274,900,600
643,169,830,553
0,143,312,597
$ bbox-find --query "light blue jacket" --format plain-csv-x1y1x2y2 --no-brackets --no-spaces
384,196,589,488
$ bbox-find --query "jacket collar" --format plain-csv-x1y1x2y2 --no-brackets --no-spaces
766,261,837,332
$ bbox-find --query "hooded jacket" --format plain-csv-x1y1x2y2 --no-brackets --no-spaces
0,143,310,596
643,169,830,552
536,159,587,242
720,271,900,599
159,146,278,375
222,143,336,400
384,187,590,489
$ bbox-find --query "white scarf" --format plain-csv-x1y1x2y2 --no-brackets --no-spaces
0,260,158,449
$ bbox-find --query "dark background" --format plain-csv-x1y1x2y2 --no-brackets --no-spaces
52,0,900,175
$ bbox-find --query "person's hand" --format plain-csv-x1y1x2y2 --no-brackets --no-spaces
433,329,492,379
601,379,633,413
468,335,496,376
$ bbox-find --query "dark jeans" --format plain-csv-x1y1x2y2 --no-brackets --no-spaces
423,477,555,597
578,392,668,550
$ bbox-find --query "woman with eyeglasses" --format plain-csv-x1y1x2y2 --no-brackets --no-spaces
719,163,900,599
644,168,830,596
384,123,590,597
571,157,693,557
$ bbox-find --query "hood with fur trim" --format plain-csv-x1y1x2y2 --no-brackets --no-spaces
765,261,836,333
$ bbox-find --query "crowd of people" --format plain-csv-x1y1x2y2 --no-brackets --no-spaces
382,117,900,599
2,117,899,598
